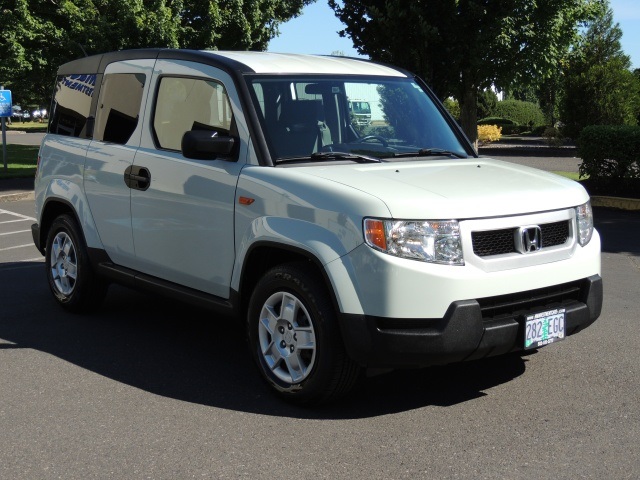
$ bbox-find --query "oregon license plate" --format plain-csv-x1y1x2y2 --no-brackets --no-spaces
524,308,566,349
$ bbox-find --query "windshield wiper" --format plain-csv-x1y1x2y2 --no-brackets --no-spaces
392,148,467,159
276,151,382,165
311,151,382,163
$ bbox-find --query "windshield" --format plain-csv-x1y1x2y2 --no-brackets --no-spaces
247,76,469,162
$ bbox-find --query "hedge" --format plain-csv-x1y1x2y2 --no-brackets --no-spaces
578,125,640,185
478,117,515,126
492,100,545,127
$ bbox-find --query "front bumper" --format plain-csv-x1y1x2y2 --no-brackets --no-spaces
339,275,603,368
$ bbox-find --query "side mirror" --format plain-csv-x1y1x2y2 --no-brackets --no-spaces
181,130,238,161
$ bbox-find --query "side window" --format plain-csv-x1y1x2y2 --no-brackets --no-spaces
49,74,96,137
153,77,233,151
94,73,145,144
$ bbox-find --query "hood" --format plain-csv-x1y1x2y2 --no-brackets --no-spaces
302,158,589,219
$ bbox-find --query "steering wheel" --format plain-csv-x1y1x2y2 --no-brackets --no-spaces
358,135,388,147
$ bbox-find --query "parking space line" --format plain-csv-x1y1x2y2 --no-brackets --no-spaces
0,208,37,222
0,229,31,236
0,218,32,224
0,243,34,252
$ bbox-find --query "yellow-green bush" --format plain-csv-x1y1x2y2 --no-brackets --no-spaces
477,124,502,144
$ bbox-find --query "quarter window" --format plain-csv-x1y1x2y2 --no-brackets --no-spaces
94,73,145,144
49,74,96,137
153,77,233,151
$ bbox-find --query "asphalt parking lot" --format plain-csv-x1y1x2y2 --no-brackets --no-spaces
1,194,639,479
0,133,638,478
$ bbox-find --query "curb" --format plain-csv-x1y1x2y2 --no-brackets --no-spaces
591,196,640,211
0,191,35,202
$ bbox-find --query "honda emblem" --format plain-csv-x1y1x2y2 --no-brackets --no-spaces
516,226,542,253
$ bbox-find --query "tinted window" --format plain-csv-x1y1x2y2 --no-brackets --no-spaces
49,74,96,137
94,73,145,144
153,77,233,151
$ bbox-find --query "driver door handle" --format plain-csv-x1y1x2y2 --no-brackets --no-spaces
124,165,151,191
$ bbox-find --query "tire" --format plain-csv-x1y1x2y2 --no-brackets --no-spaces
247,263,361,405
45,214,107,312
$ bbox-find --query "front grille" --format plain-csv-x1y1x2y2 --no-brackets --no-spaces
472,228,516,256
477,280,584,320
472,220,570,257
540,220,570,246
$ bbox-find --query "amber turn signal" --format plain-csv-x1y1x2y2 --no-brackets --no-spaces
364,218,387,251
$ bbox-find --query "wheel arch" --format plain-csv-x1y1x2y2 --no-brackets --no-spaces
38,198,83,255
237,242,342,320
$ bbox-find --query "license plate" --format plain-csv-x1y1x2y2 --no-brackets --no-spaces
524,308,565,349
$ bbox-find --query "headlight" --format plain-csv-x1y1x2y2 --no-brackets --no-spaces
364,218,464,265
576,201,594,246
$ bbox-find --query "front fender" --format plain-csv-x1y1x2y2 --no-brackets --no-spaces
231,216,366,315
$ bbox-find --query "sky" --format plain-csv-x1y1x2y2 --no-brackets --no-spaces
268,0,640,69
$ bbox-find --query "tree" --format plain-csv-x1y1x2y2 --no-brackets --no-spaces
477,89,498,120
0,0,312,107
329,0,601,143
560,7,640,139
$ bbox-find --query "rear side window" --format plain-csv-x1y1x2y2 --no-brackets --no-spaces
49,74,96,137
94,73,146,144
153,77,233,151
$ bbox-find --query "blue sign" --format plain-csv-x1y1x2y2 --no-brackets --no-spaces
0,90,12,117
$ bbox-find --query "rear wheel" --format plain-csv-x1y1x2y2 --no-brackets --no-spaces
247,263,360,405
45,214,107,312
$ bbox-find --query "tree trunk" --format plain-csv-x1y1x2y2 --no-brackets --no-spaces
459,73,478,148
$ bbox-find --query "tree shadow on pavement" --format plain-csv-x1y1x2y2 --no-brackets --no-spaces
594,207,640,256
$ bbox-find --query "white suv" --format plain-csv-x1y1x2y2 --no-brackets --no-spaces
32,50,602,404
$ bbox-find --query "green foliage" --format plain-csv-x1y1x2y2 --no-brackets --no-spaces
477,117,515,126
493,100,546,127
477,89,498,120
578,125,640,184
377,84,421,143
503,84,538,104
543,126,565,146
0,0,312,107
561,7,640,139
330,0,598,143
442,98,460,121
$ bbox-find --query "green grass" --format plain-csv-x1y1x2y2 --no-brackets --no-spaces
5,120,48,132
0,144,39,178
552,171,585,181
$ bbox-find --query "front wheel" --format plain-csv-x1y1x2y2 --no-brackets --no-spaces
247,263,360,405
45,214,107,312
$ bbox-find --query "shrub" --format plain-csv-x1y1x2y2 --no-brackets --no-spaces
543,126,564,147
477,124,502,144
493,100,545,127
578,125,640,186
478,117,514,126
501,125,530,135
477,89,498,119
443,98,460,120
531,125,550,136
